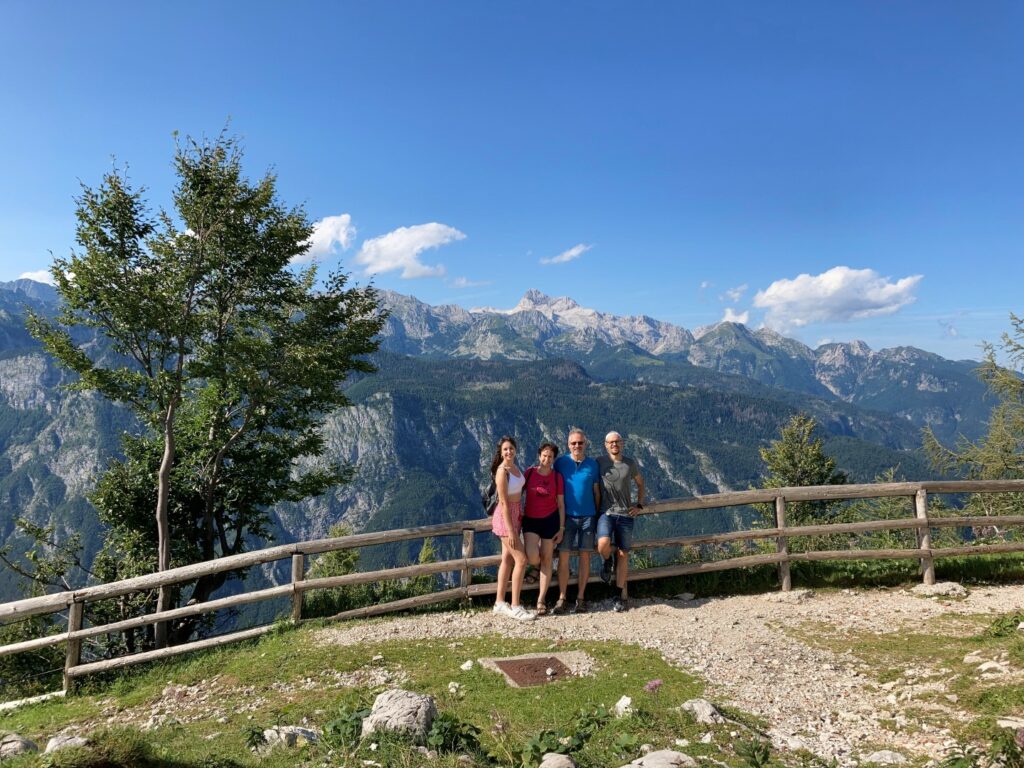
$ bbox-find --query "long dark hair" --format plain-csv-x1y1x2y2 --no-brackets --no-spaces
490,435,517,477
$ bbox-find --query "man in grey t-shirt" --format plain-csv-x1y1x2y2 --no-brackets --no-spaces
596,431,645,612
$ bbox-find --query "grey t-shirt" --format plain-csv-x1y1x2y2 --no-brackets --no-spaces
597,455,640,516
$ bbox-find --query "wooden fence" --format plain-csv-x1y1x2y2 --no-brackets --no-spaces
2,479,1023,694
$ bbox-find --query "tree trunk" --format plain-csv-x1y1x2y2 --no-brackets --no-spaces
154,399,177,648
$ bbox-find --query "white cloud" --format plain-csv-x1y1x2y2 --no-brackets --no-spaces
939,320,959,338
451,276,490,289
753,266,922,331
540,243,591,265
720,283,748,303
295,214,357,264
355,223,464,279
722,308,750,324
18,269,54,285
699,280,713,290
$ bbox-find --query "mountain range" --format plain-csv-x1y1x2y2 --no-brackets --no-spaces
0,279,991,601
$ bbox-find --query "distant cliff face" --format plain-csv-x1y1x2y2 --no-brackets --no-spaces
0,281,984,599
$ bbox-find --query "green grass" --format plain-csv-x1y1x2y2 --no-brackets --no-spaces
0,617,765,768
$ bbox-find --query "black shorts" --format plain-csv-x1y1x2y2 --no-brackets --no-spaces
522,511,560,540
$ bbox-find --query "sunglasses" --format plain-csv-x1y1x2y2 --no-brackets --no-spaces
569,441,585,446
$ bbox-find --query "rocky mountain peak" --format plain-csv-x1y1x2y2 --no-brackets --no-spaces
513,289,581,315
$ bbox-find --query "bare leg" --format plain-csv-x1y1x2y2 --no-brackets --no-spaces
577,551,591,600
495,540,512,606
558,550,570,600
538,539,555,603
596,536,613,560
524,532,541,568
616,549,629,595
509,546,528,608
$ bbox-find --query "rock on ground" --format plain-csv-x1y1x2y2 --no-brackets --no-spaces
360,688,437,744
0,733,38,758
620,749,698,767
44,735,90,754
863,750,907,764
539,753,577,768
911,582,968,599
680,698,726,724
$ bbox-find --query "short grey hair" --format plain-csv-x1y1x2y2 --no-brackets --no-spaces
567,428,587,442
605,431,622,443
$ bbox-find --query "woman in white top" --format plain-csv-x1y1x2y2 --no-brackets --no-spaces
489,436,534,621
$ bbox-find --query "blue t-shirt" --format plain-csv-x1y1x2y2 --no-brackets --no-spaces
554,455,599,518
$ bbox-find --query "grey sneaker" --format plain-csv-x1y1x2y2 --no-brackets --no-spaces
600,557,614,585
571,599,588,614
551,598,568,615
612,596,629,612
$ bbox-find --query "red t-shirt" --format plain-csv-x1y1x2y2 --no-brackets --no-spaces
523,467,564,518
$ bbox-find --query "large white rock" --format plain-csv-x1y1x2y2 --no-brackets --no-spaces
911,582,967,599
361,689,437,744
619,749,698,767
0,733,38,758
680,698,726,724
44,735,90,754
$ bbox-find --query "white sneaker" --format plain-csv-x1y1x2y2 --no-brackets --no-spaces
492,601,512,616
509,604,536,621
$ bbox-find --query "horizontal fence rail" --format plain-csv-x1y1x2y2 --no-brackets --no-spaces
2,479,1023,697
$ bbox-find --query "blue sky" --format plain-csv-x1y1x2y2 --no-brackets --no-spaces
1,2,1021,361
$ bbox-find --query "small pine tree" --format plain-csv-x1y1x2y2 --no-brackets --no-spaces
759,414,847,526
925,313,1024,518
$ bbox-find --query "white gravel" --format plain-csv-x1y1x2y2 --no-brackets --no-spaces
316,583,1024,764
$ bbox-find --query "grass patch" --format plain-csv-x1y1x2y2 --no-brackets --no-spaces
0,618,763,767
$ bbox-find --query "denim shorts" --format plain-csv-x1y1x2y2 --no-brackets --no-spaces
597,513,635,552
560,515,595,552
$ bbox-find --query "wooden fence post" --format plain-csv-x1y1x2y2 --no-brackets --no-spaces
460,529,475,602
291,554,305,621
63,600,84,693
915,489,935,585
775,496,791,592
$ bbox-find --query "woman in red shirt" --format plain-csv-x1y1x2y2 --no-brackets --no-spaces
522,442,566,616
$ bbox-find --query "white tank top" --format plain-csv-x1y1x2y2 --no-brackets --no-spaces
504,467,525,496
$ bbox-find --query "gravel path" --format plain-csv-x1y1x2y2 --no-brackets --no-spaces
316,583,1024,764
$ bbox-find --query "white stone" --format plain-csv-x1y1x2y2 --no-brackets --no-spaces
762,589,814,603
864,750,907,765
673,739,690,748
460,660,474,671
978,661,1009,674
680,698,726,724
44,735,89,754
700,733,714,744
361,689,437,744
448,682,460,694
997,717,1024,730
675,593,696,602
539,753,578,768
258,725,319,753
911,582,967,599
619,749,697,767
963,651,985,665
614,695,634,717
0,734,39,758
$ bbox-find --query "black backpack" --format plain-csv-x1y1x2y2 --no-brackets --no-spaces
481,478,498,516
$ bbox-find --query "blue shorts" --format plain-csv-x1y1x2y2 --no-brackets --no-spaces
560,515,595,552
597,513,635,553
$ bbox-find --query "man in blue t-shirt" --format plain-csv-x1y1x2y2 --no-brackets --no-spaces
553,428,600,614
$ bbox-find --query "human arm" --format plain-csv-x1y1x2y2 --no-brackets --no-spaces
554,472,565,545
629,470,645,517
